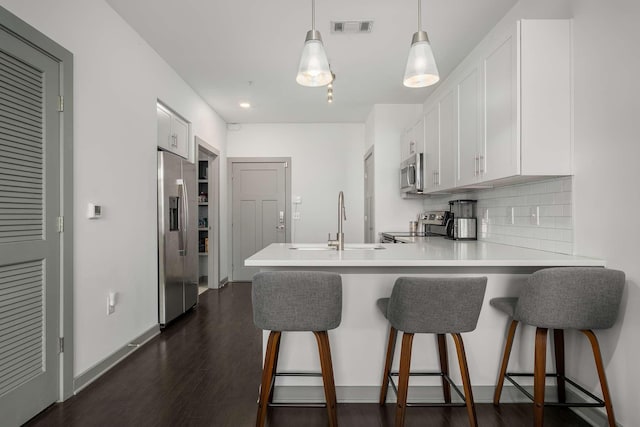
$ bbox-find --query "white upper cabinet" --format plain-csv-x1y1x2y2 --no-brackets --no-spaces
423,89,456,193
157,102,190,159
423,105,439,192
438,90,455,190
482,19,572,182
518,20,572,176
400,118,424,161
456,66,483,187
483,31,518,182
423,19,572,191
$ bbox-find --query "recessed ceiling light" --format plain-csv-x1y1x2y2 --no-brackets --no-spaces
239,102,251,109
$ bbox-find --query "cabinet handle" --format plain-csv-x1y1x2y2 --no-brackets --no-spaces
479,155,485,174
474,156,479,176
436,170,440,185
171,133,178,147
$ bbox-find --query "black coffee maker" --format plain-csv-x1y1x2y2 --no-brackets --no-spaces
446,199,477,240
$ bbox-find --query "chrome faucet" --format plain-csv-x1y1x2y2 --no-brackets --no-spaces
328,191,346,250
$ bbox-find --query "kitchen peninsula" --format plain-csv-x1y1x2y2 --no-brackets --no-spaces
245,240,605,403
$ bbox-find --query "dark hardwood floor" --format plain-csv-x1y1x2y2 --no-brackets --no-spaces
25,282,590,427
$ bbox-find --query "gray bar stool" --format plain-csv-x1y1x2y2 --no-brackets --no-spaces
252,271,342,427
377,276,487,427
491,267,625,427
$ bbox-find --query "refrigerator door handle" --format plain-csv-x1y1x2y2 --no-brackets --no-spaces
182,177,189,256
177,178,186,256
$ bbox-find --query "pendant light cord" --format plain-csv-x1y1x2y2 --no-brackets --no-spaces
312,0,316,31
417,0,422,30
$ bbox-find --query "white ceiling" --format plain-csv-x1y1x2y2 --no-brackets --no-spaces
105,0,517,123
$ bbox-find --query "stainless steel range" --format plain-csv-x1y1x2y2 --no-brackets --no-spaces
381,211,452,243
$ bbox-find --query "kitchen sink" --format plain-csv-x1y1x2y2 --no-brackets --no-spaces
289,243,386,251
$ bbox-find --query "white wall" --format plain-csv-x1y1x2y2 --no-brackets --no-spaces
0,0,228,376
366,104,425,237
567,1,640,426
226,124,364,251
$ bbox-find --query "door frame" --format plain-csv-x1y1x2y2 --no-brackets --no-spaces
0,6,74,401
364,146,375,243
196,137,220,289
227,157,291,281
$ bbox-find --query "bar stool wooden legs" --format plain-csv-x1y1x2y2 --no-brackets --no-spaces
583,329,616,427
257,331,281,427
255,331,338,427
314,331,338,427
452,333,478,427
379,329,479,427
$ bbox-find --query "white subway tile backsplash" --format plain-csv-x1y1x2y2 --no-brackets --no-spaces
422,177,574,255
553,192,572,205
545,180,563,193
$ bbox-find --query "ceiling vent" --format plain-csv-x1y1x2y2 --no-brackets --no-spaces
330,21,373,34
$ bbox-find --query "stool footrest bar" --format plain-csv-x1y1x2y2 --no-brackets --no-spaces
268,402,327,408
505,372,606,408
267,371,329,409
387,370,467,406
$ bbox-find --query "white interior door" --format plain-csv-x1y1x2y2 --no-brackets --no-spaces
0,26,62,426
232,161,286,281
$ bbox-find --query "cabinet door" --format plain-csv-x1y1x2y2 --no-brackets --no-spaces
400,128,411,160
423,106,439,192
438,90,456,189
413,118,424,155
157,104,172,151
172,115,190,159
483,32,519,181
456,67,481,186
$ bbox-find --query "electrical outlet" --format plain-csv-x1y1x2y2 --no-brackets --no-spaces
507,207,515,225
294,196,302,204
107,291,116,315
530,206,540,226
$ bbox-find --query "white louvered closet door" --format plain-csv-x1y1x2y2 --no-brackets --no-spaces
0,25,62,426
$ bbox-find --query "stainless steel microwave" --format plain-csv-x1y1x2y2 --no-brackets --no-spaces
400,153,423,194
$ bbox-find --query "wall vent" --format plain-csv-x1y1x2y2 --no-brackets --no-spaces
330,21,373,34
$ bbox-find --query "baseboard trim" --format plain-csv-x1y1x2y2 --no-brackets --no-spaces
73,325,160,394
219,276,229,287
271,385,612,426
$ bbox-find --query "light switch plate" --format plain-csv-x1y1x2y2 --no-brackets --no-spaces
88,203,102,219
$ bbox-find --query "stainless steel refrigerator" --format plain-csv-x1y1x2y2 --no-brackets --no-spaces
158,150,198,326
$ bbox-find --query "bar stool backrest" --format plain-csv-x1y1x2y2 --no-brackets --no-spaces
515,267,625,330
388,277,487,334
252,271,342,331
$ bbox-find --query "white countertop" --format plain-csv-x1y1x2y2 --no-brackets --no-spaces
245,239,605,268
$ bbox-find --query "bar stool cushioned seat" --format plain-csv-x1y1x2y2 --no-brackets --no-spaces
377,276,487,427
491,267,625,427
252,271,342,427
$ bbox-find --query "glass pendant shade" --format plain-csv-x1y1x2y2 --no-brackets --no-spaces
296,32,333,87
403,32,440,88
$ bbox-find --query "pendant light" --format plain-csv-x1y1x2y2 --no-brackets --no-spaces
403,0,439,88
296,0,333,87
